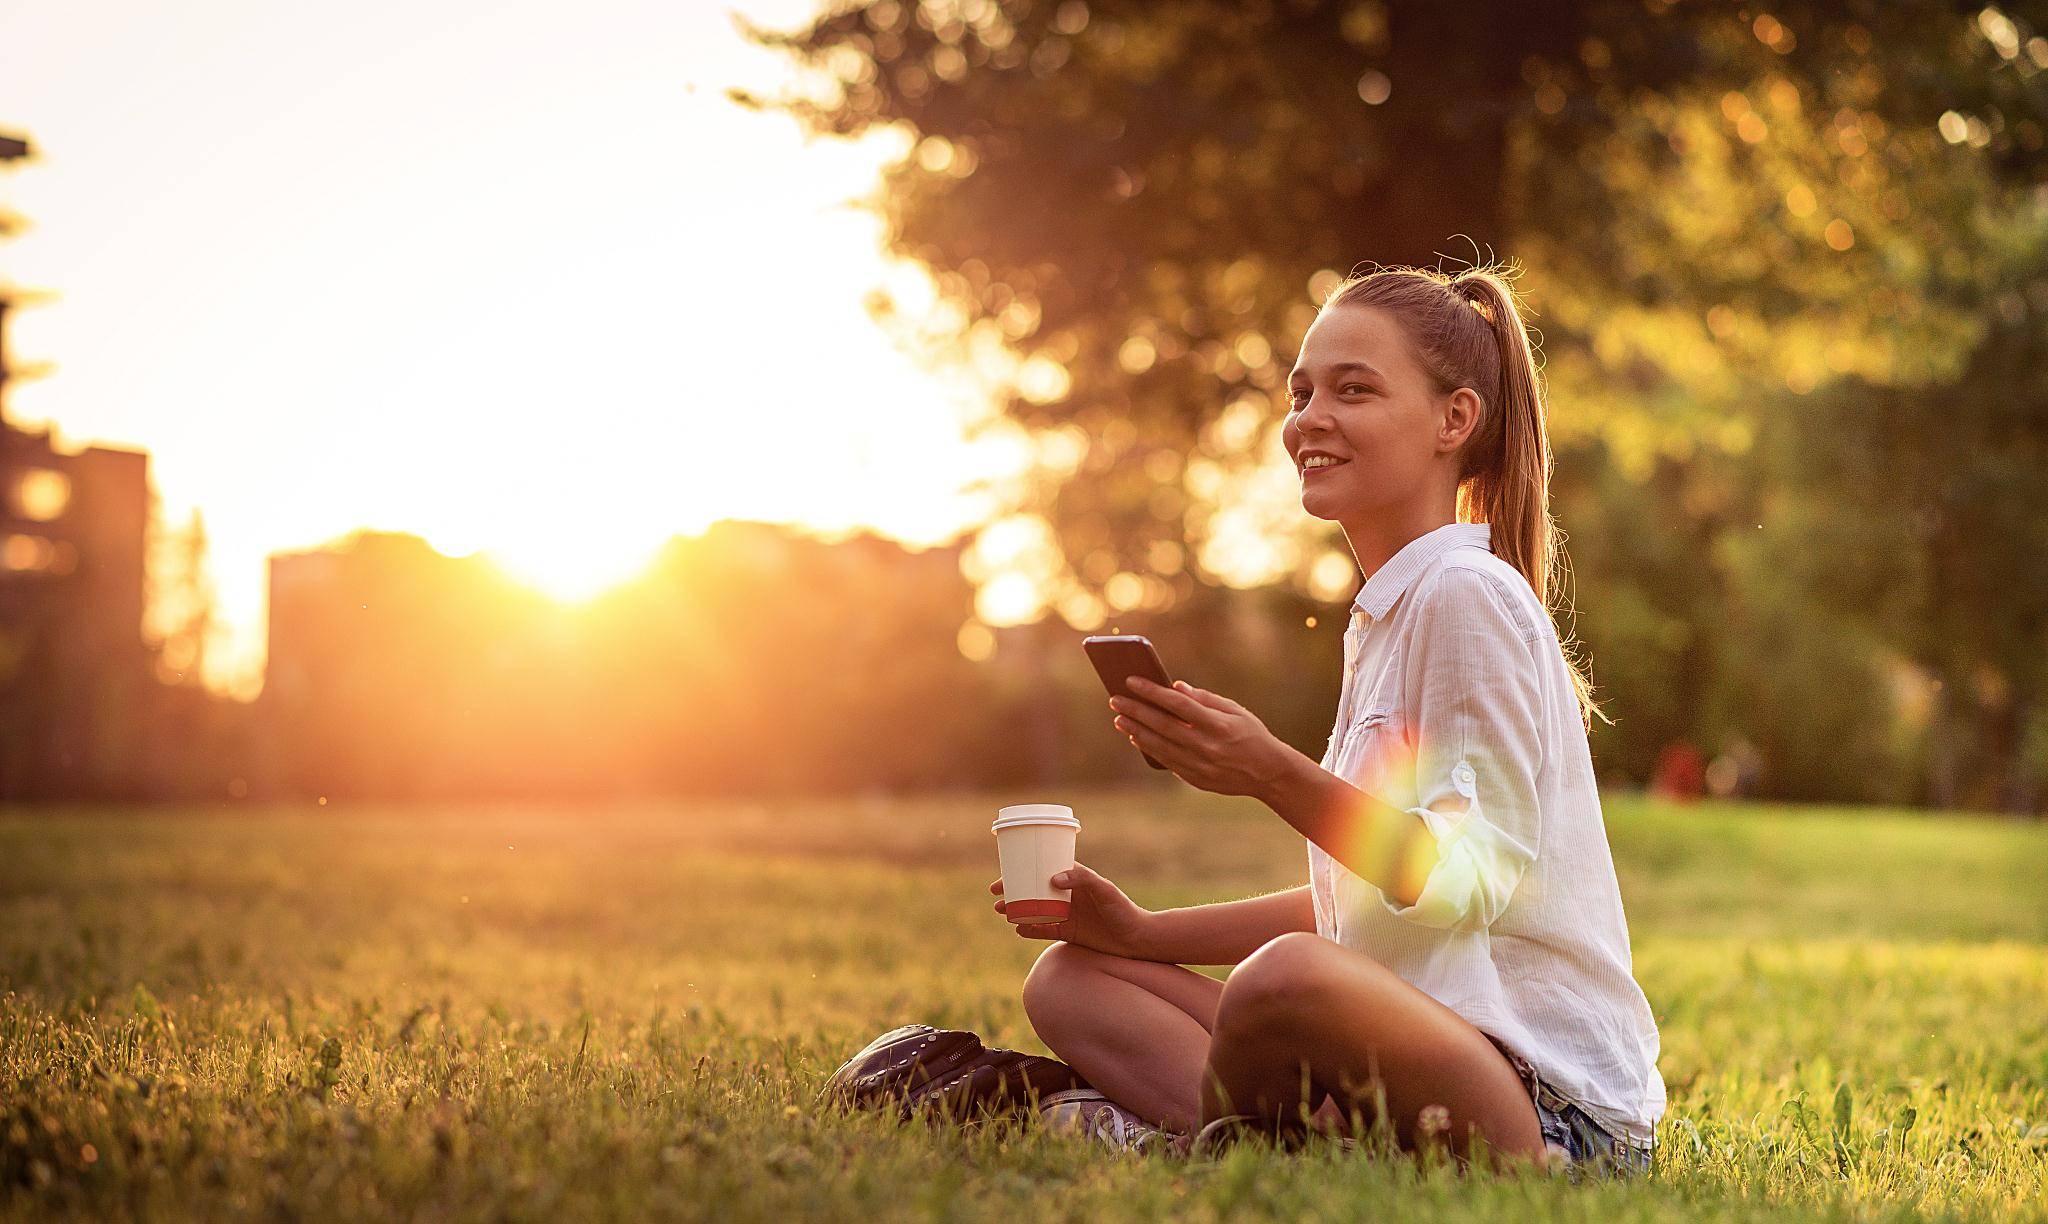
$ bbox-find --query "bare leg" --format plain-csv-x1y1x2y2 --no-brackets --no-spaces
1199,932,1545,1162
1021,943,1222,1134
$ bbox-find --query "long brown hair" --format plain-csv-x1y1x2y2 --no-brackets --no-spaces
1321,263,1608,730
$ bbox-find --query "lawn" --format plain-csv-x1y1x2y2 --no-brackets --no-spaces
2,788,2044,1221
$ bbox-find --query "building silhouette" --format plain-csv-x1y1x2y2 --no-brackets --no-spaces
0,418,155,797
254,520,1053,798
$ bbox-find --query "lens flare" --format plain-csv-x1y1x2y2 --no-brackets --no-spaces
1325,718,1440,902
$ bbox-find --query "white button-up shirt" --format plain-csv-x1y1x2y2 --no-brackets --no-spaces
1309,521,1665,1146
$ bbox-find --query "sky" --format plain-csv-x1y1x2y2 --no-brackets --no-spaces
0,0,1028,696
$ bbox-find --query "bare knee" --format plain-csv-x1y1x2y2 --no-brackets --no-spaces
1021,941,1110,1034
1215,932,1340,1035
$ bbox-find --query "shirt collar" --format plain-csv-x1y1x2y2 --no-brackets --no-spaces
1351,522,1493,623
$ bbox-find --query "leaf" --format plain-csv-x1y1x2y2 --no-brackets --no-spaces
1830,1082,1857,1176
129,983,162,1024
310,1036,344,1098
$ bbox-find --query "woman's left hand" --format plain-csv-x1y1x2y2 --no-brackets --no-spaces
1109,677,1303,801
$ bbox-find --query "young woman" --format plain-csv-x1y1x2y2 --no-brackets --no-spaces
991,265,1664,1171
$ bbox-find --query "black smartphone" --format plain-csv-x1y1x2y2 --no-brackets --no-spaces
1082,634,1176,770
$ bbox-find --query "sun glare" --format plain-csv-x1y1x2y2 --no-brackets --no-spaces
2,0,1009,690
483,529,671,603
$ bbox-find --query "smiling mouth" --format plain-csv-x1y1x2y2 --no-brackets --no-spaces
1301,459,1349,477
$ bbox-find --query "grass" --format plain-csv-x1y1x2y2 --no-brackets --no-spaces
2,787,2045,1221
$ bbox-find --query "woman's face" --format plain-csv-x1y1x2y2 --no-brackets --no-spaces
1281,303,1473,531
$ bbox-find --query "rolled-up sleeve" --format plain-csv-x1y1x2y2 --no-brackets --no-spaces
1379,565,1548,932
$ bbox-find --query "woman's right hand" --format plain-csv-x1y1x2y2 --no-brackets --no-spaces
989,862,1156,959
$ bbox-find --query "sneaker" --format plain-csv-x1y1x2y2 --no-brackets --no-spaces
1188,1112,1260,1157
1036,1088,1186,1155
1185,1113,1359,1158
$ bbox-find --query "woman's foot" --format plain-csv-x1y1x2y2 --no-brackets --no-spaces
1035,1092,1368,1161
1036,1088,1186,1155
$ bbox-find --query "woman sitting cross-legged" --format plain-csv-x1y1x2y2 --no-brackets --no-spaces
993,264,1663,1173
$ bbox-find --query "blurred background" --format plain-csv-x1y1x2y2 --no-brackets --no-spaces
0,0,2043,812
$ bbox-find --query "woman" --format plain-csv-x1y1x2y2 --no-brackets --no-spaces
993,265,1664,1171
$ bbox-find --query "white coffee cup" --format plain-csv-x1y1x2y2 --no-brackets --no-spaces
992,804,1081,925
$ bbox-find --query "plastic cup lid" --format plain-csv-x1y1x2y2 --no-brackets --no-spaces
991,803,1080,833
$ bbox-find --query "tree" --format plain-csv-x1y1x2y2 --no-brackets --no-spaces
746,0,2048,806
146,507,217,687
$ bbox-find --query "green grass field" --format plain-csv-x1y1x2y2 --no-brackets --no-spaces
3,788,2045,1221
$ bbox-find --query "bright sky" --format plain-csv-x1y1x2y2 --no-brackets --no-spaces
0,0,1026,696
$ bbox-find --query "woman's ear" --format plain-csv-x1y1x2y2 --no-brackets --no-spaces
1439,387,1483,453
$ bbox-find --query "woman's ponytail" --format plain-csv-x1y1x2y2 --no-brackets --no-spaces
1452,271,1607,731
1449,274,1547,597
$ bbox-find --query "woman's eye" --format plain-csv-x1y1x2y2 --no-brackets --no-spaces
1343,383,1371,396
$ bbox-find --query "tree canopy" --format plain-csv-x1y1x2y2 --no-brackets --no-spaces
747,0,2048,809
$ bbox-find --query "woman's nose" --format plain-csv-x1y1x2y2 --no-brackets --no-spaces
1292,392,1336,435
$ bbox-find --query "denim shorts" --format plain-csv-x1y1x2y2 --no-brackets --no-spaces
1488,1037,1653,1176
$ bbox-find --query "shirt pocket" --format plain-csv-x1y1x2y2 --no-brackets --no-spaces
1338,703,1417,809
